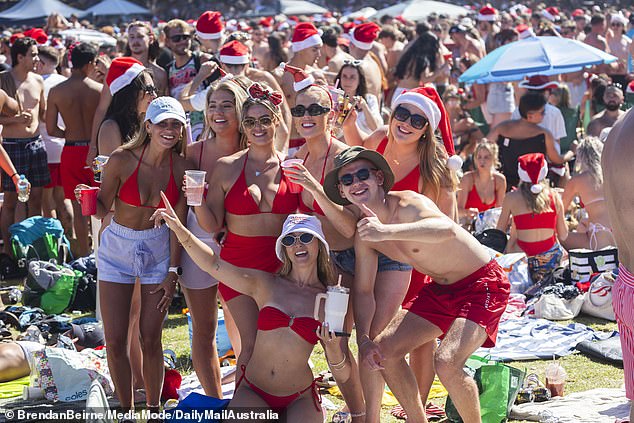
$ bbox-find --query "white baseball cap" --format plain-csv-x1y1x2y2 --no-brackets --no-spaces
145,96,187,125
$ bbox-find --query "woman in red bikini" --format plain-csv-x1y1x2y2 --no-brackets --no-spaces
458,142,506,223
153,207,346,420
497,153,568,283
341,86,459,420
76,97,188,421
191,82,298,383
180,75,248,397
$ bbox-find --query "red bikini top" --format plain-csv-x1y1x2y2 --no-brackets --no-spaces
464,177,497,212
118,144,180,209
224,152,298,216
376,137,420,192
257,306,320,345
513,193,557,231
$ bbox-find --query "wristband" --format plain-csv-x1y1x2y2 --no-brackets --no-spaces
9,172,17,179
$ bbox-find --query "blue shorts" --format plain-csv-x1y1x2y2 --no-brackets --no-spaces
330,247,412,275
2,135,50,190
98,220,170,284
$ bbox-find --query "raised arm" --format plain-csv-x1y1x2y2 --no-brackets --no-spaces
152,191,272,299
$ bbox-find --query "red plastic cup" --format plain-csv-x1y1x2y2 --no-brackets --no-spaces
281,159,304,194
79,187,100,216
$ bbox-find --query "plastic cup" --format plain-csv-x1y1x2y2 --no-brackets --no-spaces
185,170,207,206
23,386,45,400
546,379,565,397
79,187,100,216
281,159,304,194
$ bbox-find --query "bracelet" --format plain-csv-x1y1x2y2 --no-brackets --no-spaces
179,231,192,246
328,356,347,369
9,172,17,179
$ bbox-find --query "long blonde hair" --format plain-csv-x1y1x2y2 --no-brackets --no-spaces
575,136,603,190
201,76,249,149
474,141,500,171
121,121,186,156
519,182,552,214
278,241,336,288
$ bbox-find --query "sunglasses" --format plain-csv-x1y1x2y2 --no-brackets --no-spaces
281,232,315,247
343,59,363,66
393,106,428,130
339,167,377,186
291,103,331,117
242,116,273,129
169,33,191,43
143,85,158,96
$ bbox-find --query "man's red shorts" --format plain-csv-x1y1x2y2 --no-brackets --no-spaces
60,144,94,199
44,163,61,188
403,260,510,348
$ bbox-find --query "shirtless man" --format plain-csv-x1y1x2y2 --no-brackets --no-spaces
378,26,405,82
322,146,510,422
46,42,101,257
606,14,631,86
250,24,269,69
319,26,354,81
348,23,384,105
0,37,49,251
449,25,486,61
602,106,634,423
587,85,625,137
126,21,168,95
278,22,324,154
584,14,609,52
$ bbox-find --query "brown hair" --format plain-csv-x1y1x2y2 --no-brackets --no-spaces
241,82,284,125
163,19,190,37
519,183,552,214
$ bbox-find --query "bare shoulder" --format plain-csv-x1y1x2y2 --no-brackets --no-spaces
29,72,44,85
493,172,506,184
332,138,350,154
364,126,388,149
185,139,202,161
389,190,440,219
149,62,167,76
461,171,476,186
98,119,123,138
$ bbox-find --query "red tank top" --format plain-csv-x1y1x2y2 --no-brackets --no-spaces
224,152,299,215
464,177,496,212
118,144,180,209
376,137,420,192
513,193,558,256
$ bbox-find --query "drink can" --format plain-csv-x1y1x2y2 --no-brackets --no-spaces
93,155,108,183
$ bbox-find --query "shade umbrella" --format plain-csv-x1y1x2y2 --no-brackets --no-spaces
459,36,617,84
371,0,468,22
240,0,327,18
60,28,116,46
0,0,84,25
82,0,150,17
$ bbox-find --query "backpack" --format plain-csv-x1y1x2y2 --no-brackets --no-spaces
0,252,26,280
23,261,80,315
9,217,72,269
69,274,97,312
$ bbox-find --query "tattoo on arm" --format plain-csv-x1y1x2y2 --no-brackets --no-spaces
215,262,220,271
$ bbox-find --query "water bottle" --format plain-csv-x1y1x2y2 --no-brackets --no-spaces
17,175,29,202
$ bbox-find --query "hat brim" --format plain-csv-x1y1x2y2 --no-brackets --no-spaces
518,80,560,90
148,111,187,125
323,149,394,206
275,227,329,262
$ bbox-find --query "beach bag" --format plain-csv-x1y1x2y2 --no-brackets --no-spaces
475,229,508,253
581,271,616,321
495,253,530,294
31,347,113,402
533,292,585,320
569,247,618,283
9,217,72,267
23,261,80,314
69,274,97,312
166,392,230,423
0,252,25,280
446,355,525,423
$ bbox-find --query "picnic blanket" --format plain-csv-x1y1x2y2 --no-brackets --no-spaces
510,387,630,422
476,317,617,361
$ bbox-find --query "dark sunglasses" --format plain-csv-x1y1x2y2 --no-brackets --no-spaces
343,59,363,66
242,116,273,129
281,233,314,247
339,167,376,186
291,103,331,117
393,106,428,130
170,33,191,43
143,85,158,96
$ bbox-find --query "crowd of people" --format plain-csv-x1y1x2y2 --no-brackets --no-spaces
0,3,631,423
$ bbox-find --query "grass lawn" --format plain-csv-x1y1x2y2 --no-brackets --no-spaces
162,309,624,423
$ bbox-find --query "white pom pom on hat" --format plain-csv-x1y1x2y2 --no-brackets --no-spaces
517,153,548,194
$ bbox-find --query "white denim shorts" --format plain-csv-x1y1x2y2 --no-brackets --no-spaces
98,219,170,284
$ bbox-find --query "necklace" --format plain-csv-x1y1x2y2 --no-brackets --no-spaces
251,157,277,176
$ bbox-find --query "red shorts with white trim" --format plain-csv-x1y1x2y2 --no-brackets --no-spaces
403,260,510,348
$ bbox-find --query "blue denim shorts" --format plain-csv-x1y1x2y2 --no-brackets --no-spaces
330,247,412,275
98,220,170,284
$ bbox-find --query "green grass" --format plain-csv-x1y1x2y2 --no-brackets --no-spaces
161,311,624,422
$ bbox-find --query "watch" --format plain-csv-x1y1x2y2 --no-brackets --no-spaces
168,266,182,276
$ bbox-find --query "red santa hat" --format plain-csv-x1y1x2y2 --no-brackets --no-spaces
106,57,145,95
259,16,274,31
196,11,223,40
24,28,48,45
478,6,498,22
516,24,535,40
517,153,548,194
542,6,560,22
392,86,462,171
350,22,380,50
219,40,249,64
342,22,356,34
519,75,560,90
9,33,24,45
572,9,586,18
291,22,322,52
281,63,315,92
